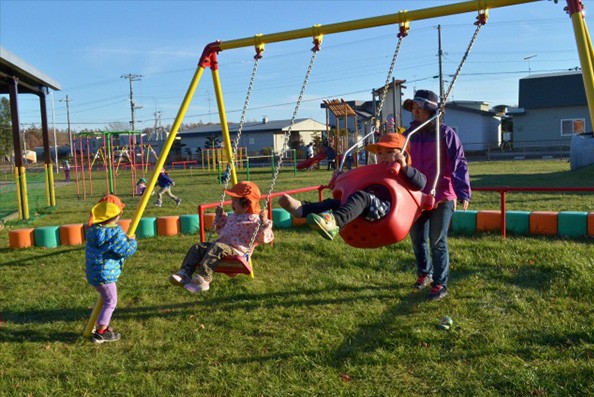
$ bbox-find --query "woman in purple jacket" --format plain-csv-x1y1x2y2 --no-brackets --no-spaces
403,89,471,301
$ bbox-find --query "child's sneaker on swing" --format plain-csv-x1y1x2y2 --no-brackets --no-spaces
184,275,210,293
169,271,191,286
307,212,339,240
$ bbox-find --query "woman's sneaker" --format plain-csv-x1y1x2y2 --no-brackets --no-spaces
413,273,433,291
427,284,448,301
91,327,121,344
307,212,339,240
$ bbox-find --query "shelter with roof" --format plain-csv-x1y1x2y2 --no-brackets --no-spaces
0,46,61,219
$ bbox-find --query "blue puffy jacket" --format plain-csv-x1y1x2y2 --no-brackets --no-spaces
157,173,174,188
85,224,137,286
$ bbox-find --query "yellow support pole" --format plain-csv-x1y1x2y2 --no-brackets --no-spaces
49,163,56,206
83,65,207,338
14,167,22,220
217,0,537,51
20,167,29,220
44,163,51,206
211,68,238,186
569,5,594,125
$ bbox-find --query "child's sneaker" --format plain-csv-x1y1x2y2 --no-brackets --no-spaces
154,202,161,207
184,275,210,293
91,327,121,344
176,198,182,206
278,194,303,217
427,284,448,301
169,271,191,287
307,212,339,240
413,273,433,291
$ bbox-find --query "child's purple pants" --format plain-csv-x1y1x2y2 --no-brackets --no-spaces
95,283,118,326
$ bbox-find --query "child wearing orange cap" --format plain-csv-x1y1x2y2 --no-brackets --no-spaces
169,181,274,293
278,133,427,240
85,195,137,343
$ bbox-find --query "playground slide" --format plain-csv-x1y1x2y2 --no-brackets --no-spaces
297,152,327,170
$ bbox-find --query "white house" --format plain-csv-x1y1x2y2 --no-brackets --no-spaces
178,117,326,156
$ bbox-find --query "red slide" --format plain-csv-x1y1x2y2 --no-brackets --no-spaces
297,152,327,170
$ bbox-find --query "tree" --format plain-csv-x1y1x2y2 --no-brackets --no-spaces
0,97,12,159
204,135,221,149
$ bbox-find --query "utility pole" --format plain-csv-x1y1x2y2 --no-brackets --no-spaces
153,110,162,140
121,73,143,131
60,95,72,156
524,54,537,75
437,24,445,102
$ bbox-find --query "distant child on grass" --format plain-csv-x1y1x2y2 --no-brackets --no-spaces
155,168,181,207
169,181,274,293
136,177,147,196
278,133,426,240
85,195,137,344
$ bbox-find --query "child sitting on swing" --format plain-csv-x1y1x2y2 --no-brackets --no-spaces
169,181,274,293
278,133,427,240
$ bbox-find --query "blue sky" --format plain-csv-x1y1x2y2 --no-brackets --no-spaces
0,0,583,132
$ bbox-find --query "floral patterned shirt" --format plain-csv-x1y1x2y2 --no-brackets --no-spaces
215,213,274,256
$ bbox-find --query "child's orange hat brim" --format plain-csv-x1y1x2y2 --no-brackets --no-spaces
224,181,262,214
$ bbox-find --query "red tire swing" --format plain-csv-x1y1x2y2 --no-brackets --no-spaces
330,11,486,249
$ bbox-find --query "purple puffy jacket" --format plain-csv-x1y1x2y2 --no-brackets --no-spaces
404,120,471,206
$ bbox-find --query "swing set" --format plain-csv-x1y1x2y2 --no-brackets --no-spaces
84,0,594,336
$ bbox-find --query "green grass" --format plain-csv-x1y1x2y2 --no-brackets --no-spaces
1,160,593,396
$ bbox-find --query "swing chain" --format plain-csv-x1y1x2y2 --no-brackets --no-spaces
246,45,319,253
207,55,262,243
440,20,484,114
374,32,405,127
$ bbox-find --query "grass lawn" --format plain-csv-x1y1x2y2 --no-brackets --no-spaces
1,160,593,396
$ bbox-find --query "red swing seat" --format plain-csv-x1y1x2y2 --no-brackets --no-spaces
215,254,253,278
330,162,435,248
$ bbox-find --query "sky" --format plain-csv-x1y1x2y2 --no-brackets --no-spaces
0,0,585,132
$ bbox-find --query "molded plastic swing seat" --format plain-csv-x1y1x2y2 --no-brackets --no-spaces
215,254,253,277
331,162,434,248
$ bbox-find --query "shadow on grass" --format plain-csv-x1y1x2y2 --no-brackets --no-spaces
0,246,84,267
328,268,480,364
0,283,404,343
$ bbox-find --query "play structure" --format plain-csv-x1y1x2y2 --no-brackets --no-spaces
71,130,158,199
82,0,594,336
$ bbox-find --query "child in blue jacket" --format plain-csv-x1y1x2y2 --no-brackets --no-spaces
154,168,181,207
86,195,137,343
